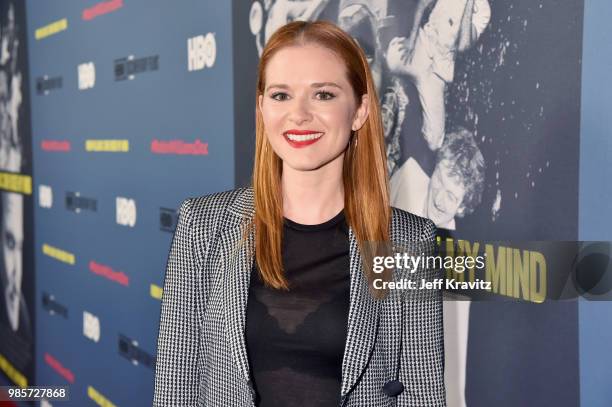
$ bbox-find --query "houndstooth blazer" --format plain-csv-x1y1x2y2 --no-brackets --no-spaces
153,186,446,406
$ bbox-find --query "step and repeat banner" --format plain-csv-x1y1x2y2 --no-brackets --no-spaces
9,0,235,406
0,0,592,406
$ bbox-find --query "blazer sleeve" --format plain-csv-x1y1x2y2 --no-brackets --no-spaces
153,198,204,406
399,218,446,406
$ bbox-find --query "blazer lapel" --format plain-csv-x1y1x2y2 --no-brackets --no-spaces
340,226,382,397
222,190,256,386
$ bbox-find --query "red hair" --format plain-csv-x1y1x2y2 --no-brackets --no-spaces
250,20,391,298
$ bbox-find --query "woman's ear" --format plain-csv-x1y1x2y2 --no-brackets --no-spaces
258,94,263,112
352,94,370,131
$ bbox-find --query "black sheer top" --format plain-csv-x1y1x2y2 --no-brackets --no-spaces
245,210,350,406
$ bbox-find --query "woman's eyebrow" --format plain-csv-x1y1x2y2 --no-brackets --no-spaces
311,82,342,89
266,82,343,91
266,84,289,91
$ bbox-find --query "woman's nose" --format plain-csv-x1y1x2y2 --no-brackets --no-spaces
288,98,313,124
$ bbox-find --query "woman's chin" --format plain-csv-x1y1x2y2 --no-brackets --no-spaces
282,158,331,173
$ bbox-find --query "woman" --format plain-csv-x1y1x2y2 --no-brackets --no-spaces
153,20,445,407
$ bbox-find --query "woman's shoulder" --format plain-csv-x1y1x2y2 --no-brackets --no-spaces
181,186,254,232
187,186,252,214
390,206,436,242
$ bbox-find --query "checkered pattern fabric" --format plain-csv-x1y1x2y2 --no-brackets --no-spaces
153,187,446,406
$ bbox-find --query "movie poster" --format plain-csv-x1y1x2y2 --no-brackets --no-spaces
243,1,583,406
0,0,35,389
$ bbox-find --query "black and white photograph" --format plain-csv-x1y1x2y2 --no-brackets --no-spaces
0,0,34,388
246,1,583,406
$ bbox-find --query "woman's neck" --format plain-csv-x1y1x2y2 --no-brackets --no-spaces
281,157,344,225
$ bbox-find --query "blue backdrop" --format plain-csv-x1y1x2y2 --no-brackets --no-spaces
0,1,609,406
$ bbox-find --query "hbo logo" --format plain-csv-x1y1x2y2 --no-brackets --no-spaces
78,62,95,90
187,33,216,72
116,196,137,227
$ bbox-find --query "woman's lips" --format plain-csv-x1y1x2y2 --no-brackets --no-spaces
283,131,324,148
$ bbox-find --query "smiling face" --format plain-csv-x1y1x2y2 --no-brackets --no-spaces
258,44,369,173
426,159,466,227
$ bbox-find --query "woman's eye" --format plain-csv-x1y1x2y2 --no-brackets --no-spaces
270,92,289,101
316,91,335,100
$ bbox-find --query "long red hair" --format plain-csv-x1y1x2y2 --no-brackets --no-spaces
250,20,391,299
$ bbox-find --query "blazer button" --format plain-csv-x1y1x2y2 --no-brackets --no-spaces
383,379,404,397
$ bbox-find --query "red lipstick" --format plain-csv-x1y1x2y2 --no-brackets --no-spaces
283,129,324,148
